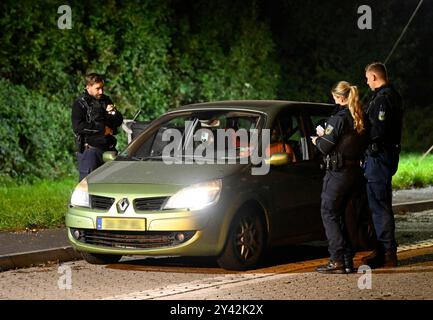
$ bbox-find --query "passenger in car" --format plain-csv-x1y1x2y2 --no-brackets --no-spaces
311,81,367,274
266,125,297,162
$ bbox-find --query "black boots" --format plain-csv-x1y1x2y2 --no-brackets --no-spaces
384,251,398,267
344,255,354,274
361,249,398,268
316,260,346,274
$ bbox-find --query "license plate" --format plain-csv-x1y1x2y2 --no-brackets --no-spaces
96,217,146,231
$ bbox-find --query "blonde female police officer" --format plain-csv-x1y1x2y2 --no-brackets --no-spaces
311,81,367,274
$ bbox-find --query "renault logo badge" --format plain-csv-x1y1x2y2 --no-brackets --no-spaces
117,198,129,213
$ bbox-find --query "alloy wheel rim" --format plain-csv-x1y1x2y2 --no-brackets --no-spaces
235,216,260,261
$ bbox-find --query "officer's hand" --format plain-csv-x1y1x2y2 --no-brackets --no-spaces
311,136,318,145
104,126,113,136
106,104,116,115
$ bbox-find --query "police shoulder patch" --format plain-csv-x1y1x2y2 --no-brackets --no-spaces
325,124,334,135
378,110,386,121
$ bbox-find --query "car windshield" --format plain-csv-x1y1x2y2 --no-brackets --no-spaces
118,110,263,162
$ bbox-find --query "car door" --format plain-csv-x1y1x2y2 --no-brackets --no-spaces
266,108,325,242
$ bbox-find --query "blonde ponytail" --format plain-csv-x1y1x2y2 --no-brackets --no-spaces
331,81,364,134
348,85,364,134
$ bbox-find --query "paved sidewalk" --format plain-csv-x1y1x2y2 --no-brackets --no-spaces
0,228,69,256
0,228,80,271
0,187,432,271
393,186,433,203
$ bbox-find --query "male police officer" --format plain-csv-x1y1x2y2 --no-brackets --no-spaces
71,73,123,181
362,62,403,268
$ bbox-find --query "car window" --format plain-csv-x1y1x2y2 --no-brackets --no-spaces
120,110,263,162
269,114,302,162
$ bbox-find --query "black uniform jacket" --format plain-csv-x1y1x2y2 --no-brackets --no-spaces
364,84,403,148
316,105,366,161
71,91,123,151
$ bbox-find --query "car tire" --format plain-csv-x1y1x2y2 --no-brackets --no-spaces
81,252,122,265
217,207,266,271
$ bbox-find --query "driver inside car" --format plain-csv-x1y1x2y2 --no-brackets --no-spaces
266,124,297,162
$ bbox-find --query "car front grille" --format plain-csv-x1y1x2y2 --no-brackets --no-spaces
90,195,115,210
71,229,195,249
134,197,168,211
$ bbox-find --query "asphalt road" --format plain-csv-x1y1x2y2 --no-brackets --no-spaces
1,209,432,300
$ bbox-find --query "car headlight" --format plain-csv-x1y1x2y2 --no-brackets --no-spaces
70,178,90,208
163,179,222,211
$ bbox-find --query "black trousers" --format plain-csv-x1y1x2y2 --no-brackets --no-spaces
76,147,104,181
321,167,362,262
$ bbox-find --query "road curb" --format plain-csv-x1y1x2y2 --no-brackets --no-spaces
393,200,433,214
0,247,81,272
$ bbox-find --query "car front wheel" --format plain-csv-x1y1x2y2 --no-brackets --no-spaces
81,252,122,265
217,207,266,270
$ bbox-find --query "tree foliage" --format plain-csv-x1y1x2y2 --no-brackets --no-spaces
0,0,432,182
0,78,75,182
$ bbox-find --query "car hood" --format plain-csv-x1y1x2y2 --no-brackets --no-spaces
87,161,247,186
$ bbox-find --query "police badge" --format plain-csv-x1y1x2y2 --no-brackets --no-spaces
325,124,334,135
378,110,386,121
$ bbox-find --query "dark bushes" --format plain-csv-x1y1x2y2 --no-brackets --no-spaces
0,78,75,183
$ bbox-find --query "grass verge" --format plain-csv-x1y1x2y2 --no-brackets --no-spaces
0,178,76,231
393,153,433,190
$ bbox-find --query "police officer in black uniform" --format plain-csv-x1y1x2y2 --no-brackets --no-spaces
71,73,123,181
312,81,367,274
361,62,403,268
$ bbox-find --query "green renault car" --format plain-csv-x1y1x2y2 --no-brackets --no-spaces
67,100,367,270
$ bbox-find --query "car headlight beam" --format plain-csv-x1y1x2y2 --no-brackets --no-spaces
70,178,90,208
163,179,222,211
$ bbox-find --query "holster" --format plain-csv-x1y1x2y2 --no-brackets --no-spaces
366,143,380,157
330,152,343,170
323,152,343,171
74,133,85,153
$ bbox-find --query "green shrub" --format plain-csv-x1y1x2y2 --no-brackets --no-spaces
401,107,433,153
0,78,76,183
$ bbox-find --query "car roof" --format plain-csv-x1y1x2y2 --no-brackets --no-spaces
167,100,334,115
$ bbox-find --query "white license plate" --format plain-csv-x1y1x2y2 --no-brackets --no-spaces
96,217,146,231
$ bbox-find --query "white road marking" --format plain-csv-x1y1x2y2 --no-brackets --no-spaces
102,239,433,300
397,239,433,252
103,272,295,300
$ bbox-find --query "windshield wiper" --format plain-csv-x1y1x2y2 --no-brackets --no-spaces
116,155,142,161
139,155,164,161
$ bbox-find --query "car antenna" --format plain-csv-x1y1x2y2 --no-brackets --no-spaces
132,109,142,121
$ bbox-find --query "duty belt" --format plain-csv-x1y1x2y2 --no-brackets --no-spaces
323,155,359,170
344,159,360,167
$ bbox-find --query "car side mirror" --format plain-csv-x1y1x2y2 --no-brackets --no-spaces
103,151,117,162
265,153,290,166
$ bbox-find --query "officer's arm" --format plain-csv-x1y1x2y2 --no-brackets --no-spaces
106,110,124,129
71,100,104,135
101,95,124,130
315,115,343,155
368,96,388,142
